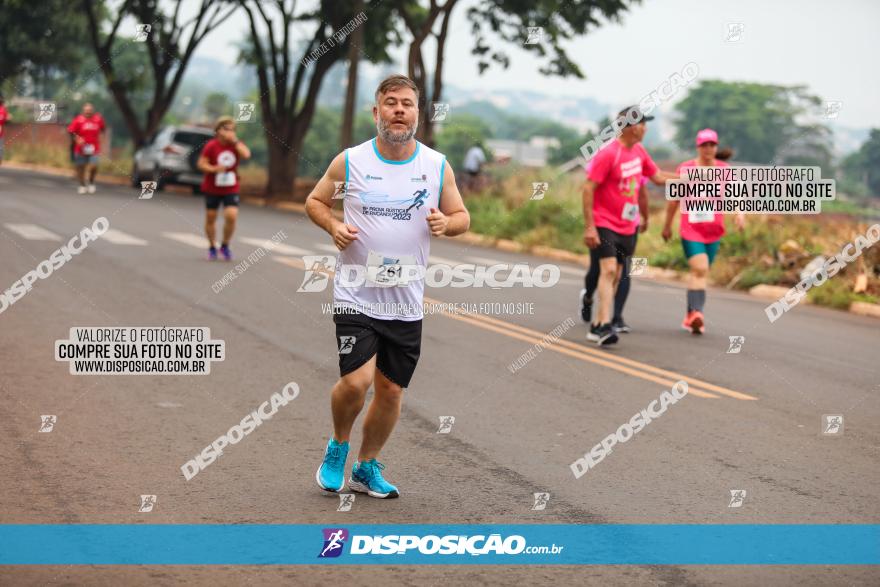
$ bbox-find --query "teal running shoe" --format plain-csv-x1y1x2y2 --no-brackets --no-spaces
349,459,399,499
316,438,349,492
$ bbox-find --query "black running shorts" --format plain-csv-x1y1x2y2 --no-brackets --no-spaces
205,193,240,209
595,226,637,261
333,310,422,388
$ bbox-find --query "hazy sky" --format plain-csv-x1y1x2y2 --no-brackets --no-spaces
199,0,878,128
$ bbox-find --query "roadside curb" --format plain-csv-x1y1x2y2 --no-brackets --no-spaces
747,284,799,302
4,160,132,185
849,301,880,319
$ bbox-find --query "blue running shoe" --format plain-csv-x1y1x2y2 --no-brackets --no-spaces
349,459,399,499
316,438,349,492
208,246,218,261
220,243,232,261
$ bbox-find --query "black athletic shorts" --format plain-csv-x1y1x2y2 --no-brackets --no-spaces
205,193,240,209
595,226,637,261
333,310,422,388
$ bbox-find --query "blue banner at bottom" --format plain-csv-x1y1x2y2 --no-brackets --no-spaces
1,524,878,565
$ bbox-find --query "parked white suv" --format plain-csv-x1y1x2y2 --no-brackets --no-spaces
132,126,213,192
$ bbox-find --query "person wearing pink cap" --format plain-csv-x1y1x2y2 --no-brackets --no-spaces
662,128,745,334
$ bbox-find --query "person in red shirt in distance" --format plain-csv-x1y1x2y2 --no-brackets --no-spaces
0,95,10,166
197,116,251,261
67,103,106,194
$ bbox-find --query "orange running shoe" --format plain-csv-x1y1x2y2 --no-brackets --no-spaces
691,311,705,334
682,310,705,335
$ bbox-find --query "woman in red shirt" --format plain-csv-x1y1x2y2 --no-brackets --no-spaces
197,116,251,261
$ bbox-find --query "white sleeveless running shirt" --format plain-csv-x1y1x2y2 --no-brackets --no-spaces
333,138,447,321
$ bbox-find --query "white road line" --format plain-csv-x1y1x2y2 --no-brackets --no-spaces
162,232,207,248
3,223,61,241
428,255,463,266
466,255,505,265
314,243,338,253
238,237,312,256
100,229,148,246
28,179,59,189
557,265,585,277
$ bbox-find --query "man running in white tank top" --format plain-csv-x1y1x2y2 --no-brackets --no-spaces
306,74,470,498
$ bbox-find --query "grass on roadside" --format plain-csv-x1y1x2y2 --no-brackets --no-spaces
466,166,880,308
6,143,133,178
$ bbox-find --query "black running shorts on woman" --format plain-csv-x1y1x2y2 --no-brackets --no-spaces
205,193,240,209
334,311,422,388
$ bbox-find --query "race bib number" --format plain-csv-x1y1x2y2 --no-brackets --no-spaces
82,143,96,155
621,202,639,222
215,171,236,187
366,250,418,287
688,210,715,223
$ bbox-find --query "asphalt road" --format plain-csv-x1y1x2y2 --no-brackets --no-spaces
1,167,877,586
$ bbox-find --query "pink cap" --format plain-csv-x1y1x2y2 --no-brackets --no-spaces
696,128,718,146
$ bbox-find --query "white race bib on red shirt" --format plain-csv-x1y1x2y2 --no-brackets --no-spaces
688,210,715,223
621,202,639,222
214,171,235,187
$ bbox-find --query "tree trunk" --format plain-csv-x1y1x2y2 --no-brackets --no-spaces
340,0,364,149
424,1,456,148
408,45,429,144
106,79,147,146
265,139,298,200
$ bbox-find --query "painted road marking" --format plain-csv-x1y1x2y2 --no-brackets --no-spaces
162,232,207,248
100,229,148,246
272,255,755,400
3,223,61,241
435,304,756,401
428,255,463,266
27,179,59,189
466,255,505,265
238,237,313,256
557,265,585,277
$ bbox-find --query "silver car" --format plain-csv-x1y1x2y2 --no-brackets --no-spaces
132,125,213,192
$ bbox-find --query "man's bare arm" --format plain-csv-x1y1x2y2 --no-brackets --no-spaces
582,179,597,228
306,152,361,250
305,152,346,234
649,170,680,185
435,162,469,237
638,184,650,232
